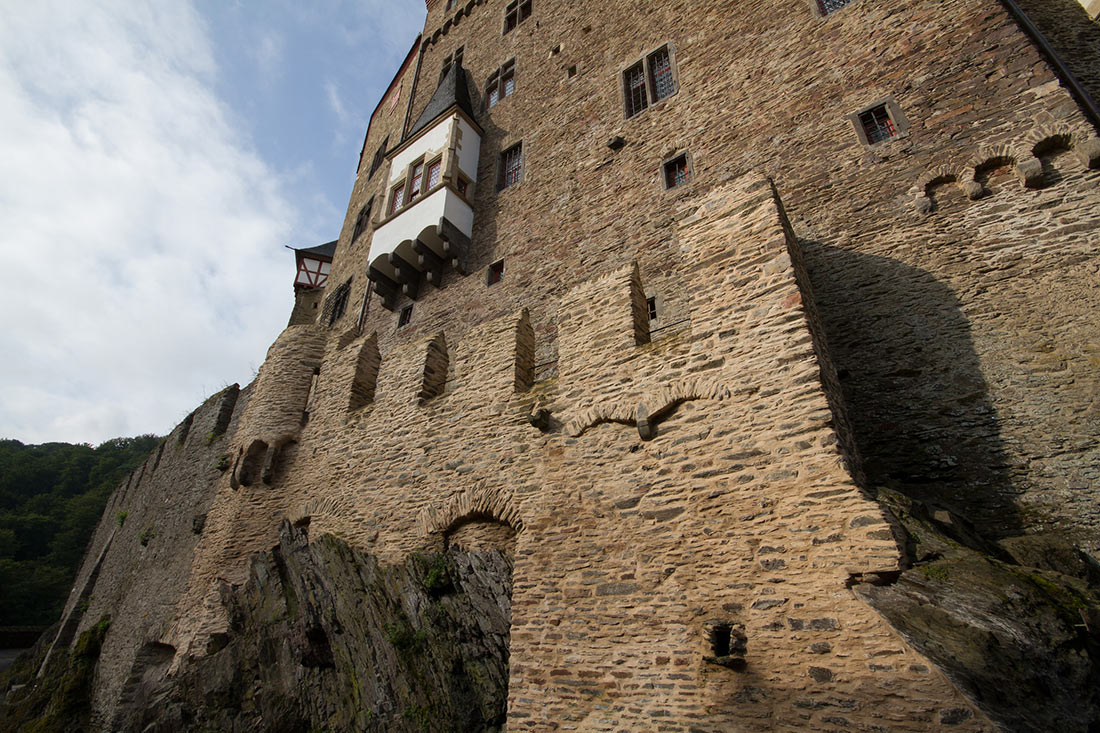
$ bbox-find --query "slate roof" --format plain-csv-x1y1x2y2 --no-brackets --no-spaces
406,64,479,140
291,240,337,260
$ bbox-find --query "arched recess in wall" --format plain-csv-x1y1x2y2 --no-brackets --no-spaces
418,485,523,555
348,334,380,411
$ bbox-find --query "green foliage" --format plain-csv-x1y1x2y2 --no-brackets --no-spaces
919,563,950,582
115,511,127,527
215,454,230,471
410,552,452,596
384,621,426,652
0,615,110,732
0,435,158,625
138,527,156,547
204,432,217,445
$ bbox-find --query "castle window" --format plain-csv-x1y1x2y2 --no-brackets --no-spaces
398,304,413,328
816,0,854,15
440,46,464,83
369,136,388,178
352,198,372,241
408,161,425,201
859,106,895,144
499,142,523,190
646,296,658,321
663,153,691,189
623,44,678,118
848,97,909,148
445,0,456,10
390,183,405,214
487,260,504,286
486,60,516,109
325,279,352,326
427,159,442,190
503,0,532,34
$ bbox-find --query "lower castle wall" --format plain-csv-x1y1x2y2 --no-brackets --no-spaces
55,384,249,726
162,174,990,729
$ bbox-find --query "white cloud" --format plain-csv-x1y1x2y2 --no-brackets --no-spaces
0,0,297,444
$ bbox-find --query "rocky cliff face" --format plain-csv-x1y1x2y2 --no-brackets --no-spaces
103,521,512,732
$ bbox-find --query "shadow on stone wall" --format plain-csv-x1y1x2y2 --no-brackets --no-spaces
799,241,1021,543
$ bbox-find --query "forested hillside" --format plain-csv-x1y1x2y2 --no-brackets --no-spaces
0,436,160,626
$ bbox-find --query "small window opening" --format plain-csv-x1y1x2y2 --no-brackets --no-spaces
445,0,456,10
624,61,647,117
369,136,388,178
646,296,658,320
408,161,425,201
648,47,674,103
664,154,690,189
858,104,896,144
567,65,577,79
398,305,413,328
352,199,372,241
326,279,352,326
504,0,532,34
456,177,469,196
817,0,854,15
440,46,464,83
426,159,442,190
710,624,732,657
486,60,516,109
390,183,405,214
499,142,523,190
487,260,504,286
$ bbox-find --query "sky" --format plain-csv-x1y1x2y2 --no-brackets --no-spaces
0,0,425,445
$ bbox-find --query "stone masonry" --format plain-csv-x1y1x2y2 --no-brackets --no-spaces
51,0,1100,729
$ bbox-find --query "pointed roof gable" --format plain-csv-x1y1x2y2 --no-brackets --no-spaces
406,64,479,141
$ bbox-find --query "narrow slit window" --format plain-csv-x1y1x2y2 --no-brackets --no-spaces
487,260,504,286
352,199,371,241
398,305,413,328
859,105,897,144
710,624,732,657
369,136,388,178
408,161,425,201
646,296,658,321
624,62,647,118
499,142,523,190
427,159,442,190
648,47,674,102
664,154,690,189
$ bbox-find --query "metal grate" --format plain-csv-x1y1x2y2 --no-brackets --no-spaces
817,0,853,14
664,155,689,188
859,105,897,144
500,143,523,189
624,62,648,117
649,47,674,102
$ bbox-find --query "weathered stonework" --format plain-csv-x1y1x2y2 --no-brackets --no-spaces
28,0,1100,730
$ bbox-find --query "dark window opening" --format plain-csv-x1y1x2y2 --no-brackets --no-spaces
710,624,732,657
624,44,676,118
646,296,658,320
664,154,690,189
859,104,896,144
504,0,532,34
817,0,854,15
486,59,516,109
499,142,523,190
327,279,352,326
441,46,464,83
369,136,388,178
648,47,674,102
487,260,504,286
445,0,456,10
624,61,647,117
567,65,577,78
352,199,372,241
398,304,413,328
457,177,469,196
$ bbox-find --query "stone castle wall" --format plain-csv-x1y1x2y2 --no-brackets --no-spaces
55,0,1100,728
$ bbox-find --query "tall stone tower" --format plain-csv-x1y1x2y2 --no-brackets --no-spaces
34,0,1100,730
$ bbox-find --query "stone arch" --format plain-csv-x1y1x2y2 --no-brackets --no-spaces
910,165,966,213
418,484,523,553
965,145,1021,198
567,376,731,437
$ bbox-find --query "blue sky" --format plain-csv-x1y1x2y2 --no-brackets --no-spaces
0,0,425,444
